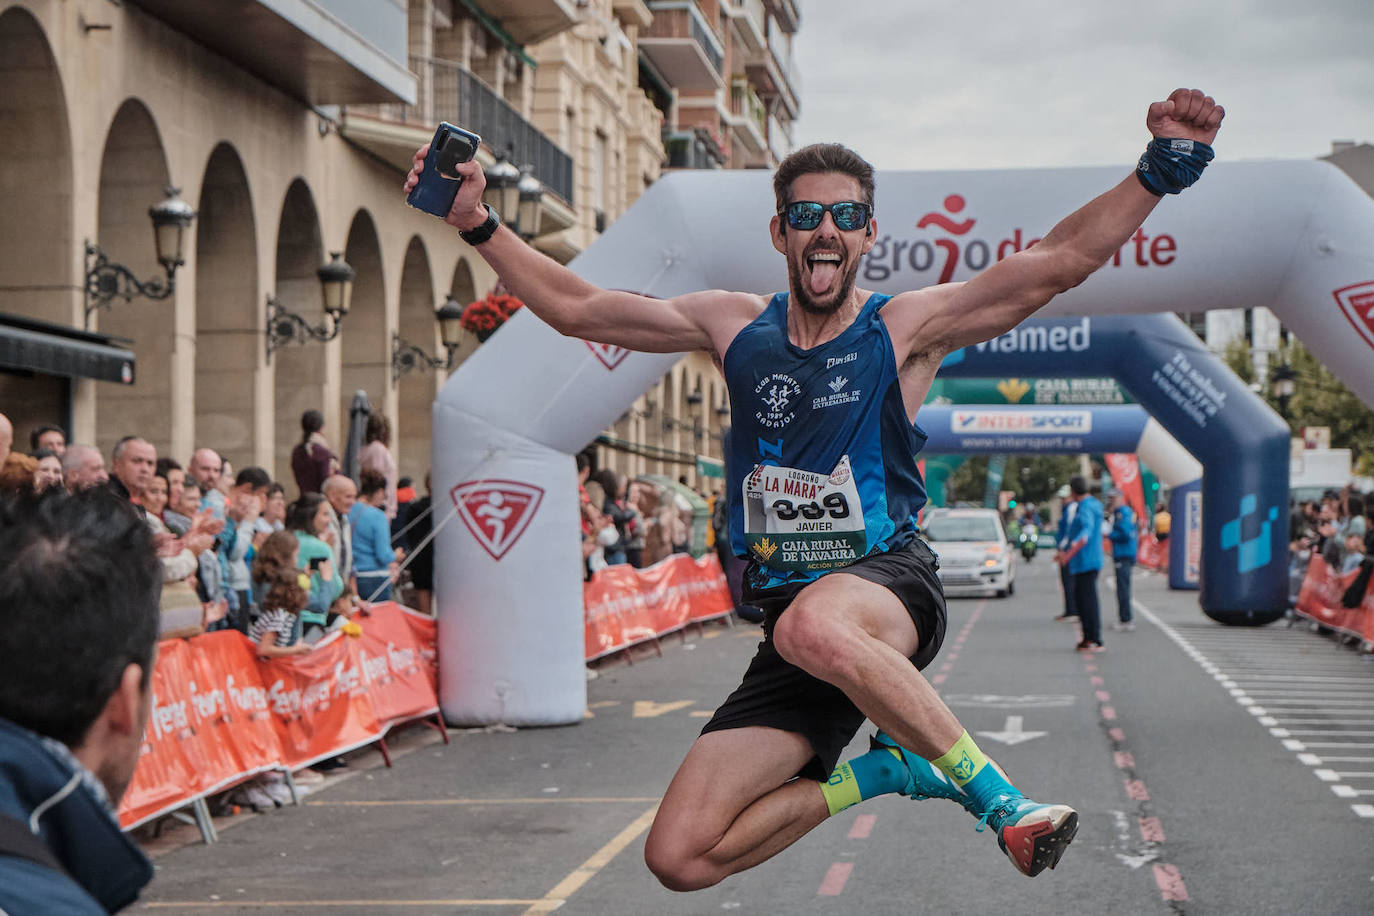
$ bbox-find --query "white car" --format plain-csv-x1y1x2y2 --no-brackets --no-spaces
921,508,1016,598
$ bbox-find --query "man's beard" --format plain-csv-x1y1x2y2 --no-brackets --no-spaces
787,251,859,316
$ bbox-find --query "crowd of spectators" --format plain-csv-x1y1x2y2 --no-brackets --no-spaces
0,408,436,805
1289,485,1374,612
576,454,699,580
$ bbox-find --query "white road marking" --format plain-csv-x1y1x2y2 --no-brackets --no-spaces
1132,597,1374,827
976,715,1048,746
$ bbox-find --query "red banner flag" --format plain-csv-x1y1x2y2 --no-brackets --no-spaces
1104,453,1148,528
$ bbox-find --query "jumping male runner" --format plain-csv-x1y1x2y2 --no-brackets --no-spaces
404,87,1223,886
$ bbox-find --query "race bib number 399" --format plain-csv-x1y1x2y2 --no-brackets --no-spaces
743,455,866,573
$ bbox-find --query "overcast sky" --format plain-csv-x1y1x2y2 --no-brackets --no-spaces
791,0,1373,171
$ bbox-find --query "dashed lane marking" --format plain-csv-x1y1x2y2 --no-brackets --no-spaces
817,862,853,897
848,814,876,839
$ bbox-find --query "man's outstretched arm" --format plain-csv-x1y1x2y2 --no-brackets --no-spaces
403,149,757,355
888,88,1225,359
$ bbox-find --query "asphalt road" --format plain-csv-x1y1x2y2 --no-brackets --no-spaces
137,557,1374,915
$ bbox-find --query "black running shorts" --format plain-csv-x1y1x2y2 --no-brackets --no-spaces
699,536,947,781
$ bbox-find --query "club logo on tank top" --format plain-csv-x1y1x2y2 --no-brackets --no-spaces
754,372,802,429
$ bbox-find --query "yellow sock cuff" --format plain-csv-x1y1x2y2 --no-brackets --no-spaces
931,730,988,787
818,762,864,817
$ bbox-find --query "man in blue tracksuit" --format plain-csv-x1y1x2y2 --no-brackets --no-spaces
1058,477,1105,651
1053,497,1079,622
0,491,159,913
1106,489,1139,631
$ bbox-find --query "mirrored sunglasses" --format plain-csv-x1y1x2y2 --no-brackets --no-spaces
782,200,872,232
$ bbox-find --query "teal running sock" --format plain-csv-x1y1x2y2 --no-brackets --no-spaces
818,746,907,816
932,730,1019,813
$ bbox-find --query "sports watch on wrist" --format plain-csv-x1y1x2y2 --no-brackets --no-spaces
459,204,501,246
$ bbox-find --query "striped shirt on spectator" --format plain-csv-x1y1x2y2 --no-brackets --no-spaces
249,608,299,648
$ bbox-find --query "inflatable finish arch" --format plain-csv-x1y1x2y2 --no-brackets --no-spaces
917,401,1205,591
932,314,1290,619
434,160,1374,725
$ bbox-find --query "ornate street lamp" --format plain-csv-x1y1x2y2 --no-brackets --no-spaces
482,153,520,227
392,297,467,381
84,186,196,328
516,165,544,240
265,251,355,361
1270,362,1296,420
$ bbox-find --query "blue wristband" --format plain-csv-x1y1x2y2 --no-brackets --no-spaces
1135,137,1214,196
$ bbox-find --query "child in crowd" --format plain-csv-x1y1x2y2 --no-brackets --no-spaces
249,530,314,658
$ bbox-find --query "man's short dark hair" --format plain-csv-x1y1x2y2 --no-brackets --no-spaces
0,490,161,747
773,143,876,213
1069,476,1089,496
235,466,272,491
29,424,64,452
155,456,182,477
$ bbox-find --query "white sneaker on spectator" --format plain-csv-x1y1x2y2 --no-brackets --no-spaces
264,780,298,806
236,784,276,811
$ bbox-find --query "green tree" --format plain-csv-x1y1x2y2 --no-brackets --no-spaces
945,454,1081,508
1233,338,1374,474
1222,336,1256,385
1283,342,1374,474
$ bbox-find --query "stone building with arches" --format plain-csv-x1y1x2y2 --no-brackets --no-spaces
0,0,796,489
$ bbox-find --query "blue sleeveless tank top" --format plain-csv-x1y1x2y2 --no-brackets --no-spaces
722,291,930,589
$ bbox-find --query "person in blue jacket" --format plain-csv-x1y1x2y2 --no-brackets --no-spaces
1106,489,1139,631
1058,476,1105,651
350,471,398,602
1053,497,1079,622
0,490,159,913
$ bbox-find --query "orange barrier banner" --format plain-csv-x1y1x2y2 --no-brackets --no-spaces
120,641,207,828
198,631,283,777
119,603,438,829
259,635,384,770
1296,555,1372,638
584,553,734,660
1137,535,1168,570
357,604,440,727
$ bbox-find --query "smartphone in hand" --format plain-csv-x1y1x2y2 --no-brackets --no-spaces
406,122,482,218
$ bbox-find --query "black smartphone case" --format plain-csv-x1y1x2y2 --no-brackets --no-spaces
406,123,481,218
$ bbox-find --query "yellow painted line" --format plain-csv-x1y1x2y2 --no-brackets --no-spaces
146,900,539,909
522,803,660,915
688,710,714,718
588,700,621,708
703,630,723,639
632,700,695,718
308,796,660,807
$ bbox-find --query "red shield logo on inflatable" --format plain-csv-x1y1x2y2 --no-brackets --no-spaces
1333,281,1374,351
585,341,629,371
451,480,544,561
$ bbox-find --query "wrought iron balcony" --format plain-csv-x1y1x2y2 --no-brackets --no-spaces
450,67,574,205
